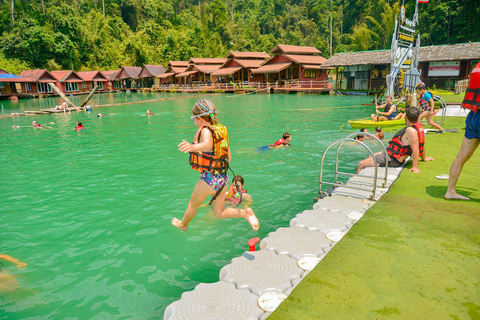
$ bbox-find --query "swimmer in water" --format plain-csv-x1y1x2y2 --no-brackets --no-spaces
75,121,85,131
147,108,154,115
0,254,27,293
269,133,292,148
172,99,259,232
225,175,251,206
32,121,42,128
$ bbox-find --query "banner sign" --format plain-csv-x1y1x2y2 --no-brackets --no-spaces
428,61,460,77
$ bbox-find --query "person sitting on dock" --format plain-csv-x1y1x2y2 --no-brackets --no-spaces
146,108,154,115
374,127,384,139
371,96,397,121
75,121,84,131
269,133,292,148
357,107,434,174
54,102,68,111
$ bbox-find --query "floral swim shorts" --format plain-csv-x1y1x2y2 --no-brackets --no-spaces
200,171,229,192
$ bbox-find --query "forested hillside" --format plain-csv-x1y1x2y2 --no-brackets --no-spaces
1,0,479,74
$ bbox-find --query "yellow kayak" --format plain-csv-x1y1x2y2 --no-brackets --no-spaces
348,118,405,129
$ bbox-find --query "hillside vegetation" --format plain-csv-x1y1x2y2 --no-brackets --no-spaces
0,0,479,73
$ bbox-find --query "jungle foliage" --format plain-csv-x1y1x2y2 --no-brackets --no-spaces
0,0,479,72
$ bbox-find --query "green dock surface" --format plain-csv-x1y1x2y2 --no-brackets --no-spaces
270,117,480,319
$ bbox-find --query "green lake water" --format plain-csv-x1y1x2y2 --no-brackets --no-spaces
1,92,388,318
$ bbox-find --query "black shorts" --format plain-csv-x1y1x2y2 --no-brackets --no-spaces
375,152,404,167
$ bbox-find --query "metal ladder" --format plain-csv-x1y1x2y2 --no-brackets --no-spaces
316,132,390,202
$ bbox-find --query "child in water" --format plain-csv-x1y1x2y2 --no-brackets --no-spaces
172,99,259,231
269,133,292,148
146,108,154,115
225,175,251,206
75,121,84,131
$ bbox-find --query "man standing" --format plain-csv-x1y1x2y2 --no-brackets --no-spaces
445,62,480,200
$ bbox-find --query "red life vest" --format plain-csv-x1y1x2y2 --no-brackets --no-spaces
189,124,229,173
387,122,425,160
462,61,480,113
76,125,84,131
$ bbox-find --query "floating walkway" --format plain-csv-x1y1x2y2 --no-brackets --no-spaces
164,162,408,319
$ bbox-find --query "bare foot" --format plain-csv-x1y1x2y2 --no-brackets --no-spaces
244,208,259,231
445,192,470,200
172,217,188,231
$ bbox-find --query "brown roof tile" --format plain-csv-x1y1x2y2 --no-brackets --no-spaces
251,63,292,74
78,71,107,81
272,44,322,55
101,70,120,80
322,42,480,67
283,54,327,65
19,69,57,82
117,67,142,79
51,70,83,82
139,65,166,78
234,59,266,68
226,51,270,59
211,67,242,77
194,65,222,74
189,58,227,65
168,61,190,67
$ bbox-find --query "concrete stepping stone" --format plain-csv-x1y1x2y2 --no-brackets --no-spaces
313,196,372,213
331,185,388,201
260,226,333,259
164,281,264,320
359,166,402,181
219,250,303,296
290,210,353,233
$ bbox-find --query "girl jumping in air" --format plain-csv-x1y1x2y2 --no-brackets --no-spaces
172,99,259,231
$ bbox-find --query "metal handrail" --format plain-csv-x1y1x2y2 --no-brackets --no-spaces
317,137,379,202
432,95,447,125
339,132,390,188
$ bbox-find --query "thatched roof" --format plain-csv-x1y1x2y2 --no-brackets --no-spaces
323,42,480,67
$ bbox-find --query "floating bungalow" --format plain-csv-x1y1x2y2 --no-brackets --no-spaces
138,64,166,88
19,69,57,95
116,67,142,89
77,71,108,92
323,42,480,91
211,51,270,83
50,70,84,94
0,69,30,97
101,70,121,90
176,58,227,85
158,61,189,85
251,45,330,91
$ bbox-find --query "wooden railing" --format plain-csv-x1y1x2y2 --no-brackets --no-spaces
153,80,330,91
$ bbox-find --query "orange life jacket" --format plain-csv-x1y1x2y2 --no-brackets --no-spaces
387,122,425,160
189,124,229,173
462,61,480,113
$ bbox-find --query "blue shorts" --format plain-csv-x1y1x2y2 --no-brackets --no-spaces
200,171,228,192
387,113,397,120
465,110,480,140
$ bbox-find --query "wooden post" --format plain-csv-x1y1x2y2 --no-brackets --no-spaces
80,86,99,108
48,83,75,108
